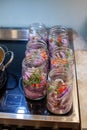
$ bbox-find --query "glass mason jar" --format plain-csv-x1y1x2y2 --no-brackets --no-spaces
22,58,47,100
47,68,73,114
25,41,49,72
28,22,48,43
49,25,69,56
50,47,74,71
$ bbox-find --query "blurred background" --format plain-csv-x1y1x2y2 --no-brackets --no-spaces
0,0,87,49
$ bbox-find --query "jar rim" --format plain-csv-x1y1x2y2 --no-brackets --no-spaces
22,57,47,68
49,25,68,34
48,68,73,82
26,40,47,50
29,22,47,29
52,47,74,60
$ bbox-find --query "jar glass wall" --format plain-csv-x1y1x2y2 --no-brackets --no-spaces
49,25,69,56
47,68,73,114
25,40,49,72
22,58,47,100
29,22,48,43
50,47,74,71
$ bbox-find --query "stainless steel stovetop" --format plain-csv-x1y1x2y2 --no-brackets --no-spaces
0,28,80,130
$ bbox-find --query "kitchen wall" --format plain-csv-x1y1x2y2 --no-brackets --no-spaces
0,0,87,45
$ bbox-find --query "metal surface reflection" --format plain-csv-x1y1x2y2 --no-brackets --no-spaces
0,28,29,41
16,107,27,114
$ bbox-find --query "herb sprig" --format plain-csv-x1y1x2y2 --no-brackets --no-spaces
23,72,41,86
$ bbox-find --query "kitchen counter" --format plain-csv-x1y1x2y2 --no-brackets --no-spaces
75,50,87,130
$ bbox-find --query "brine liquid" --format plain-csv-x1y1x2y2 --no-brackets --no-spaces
0,48,4,64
